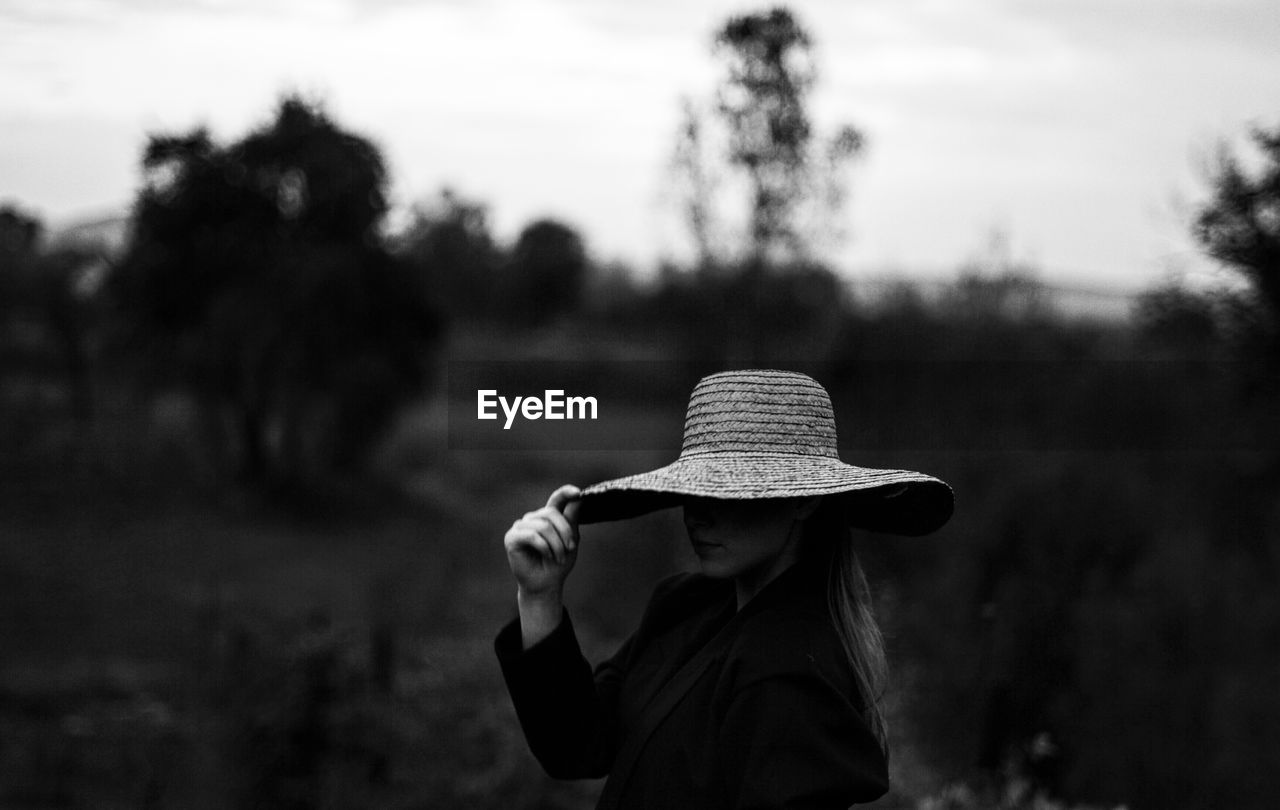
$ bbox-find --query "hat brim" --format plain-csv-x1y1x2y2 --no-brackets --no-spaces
578,452,953,536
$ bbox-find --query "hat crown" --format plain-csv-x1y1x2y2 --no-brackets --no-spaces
681,370,839,459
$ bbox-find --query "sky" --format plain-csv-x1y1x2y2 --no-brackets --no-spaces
2,0,1279,292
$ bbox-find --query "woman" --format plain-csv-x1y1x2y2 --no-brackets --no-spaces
495,370,953,809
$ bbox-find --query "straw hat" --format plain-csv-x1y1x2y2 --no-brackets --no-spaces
577,369,953,536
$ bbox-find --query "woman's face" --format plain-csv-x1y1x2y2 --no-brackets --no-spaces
682,497,810,587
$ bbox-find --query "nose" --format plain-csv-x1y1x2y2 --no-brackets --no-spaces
683,497,714,528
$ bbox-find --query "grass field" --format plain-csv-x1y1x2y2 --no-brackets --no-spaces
0,374,1182,809
0,390,723,808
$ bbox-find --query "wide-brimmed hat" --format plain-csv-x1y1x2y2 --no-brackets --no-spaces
577,369,953,536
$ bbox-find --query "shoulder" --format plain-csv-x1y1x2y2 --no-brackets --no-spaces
723,577,861,704
641,570,732,624
714,587,889,804
735,602,848,677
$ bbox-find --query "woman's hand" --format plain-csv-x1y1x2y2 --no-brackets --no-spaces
505,484,582,596
504,485,581,648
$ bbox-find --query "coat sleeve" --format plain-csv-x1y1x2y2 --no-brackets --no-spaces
495,608,632,779
716,671,890,809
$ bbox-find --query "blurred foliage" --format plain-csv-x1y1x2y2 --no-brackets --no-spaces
107,95,444,487
671,6,863,268
0,202,43,274
1132,280,1222,353
1194,123,1280,368
504,219,588,329
916,777,1128,810
1,202,104,468
396,188,503,323
396,189,590,333
3,19,1280,810
11,257,1276,807
603,259,849,364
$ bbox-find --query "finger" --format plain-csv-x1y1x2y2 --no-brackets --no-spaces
562,498,581,535
532,506,576,553
507,527,554,564
546,484,582,519
547,485,582,551
517,515,566,565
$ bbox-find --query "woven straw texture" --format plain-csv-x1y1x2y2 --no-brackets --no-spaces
578,370,953,536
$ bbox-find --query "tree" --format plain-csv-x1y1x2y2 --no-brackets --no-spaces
502,218,588,329
660,7,866,364
0,204,43,328
672,7,864,269
944,232,1050,324
670,98,722,269
1194,124,1280,363
1,204,100,446
1134,281,1220,353
110,95,443,486
397,188,502,322
0,204,41,256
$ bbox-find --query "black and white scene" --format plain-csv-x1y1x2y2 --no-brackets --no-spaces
2,1,1279,808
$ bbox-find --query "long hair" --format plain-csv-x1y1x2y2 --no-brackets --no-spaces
804,499,890,752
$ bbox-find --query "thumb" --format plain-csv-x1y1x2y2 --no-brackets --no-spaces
562,496,581,528
546,484,583,523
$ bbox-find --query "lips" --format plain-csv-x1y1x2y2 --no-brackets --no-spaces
691,540,722,555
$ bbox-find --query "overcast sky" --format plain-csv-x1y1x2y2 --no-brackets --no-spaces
3,0,1279,290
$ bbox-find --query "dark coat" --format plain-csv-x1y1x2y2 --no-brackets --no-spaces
494,559,889,809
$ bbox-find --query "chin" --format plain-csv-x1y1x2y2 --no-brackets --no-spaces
695,557,736,579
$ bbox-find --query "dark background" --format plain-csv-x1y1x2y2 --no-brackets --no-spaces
3,6,1279,809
